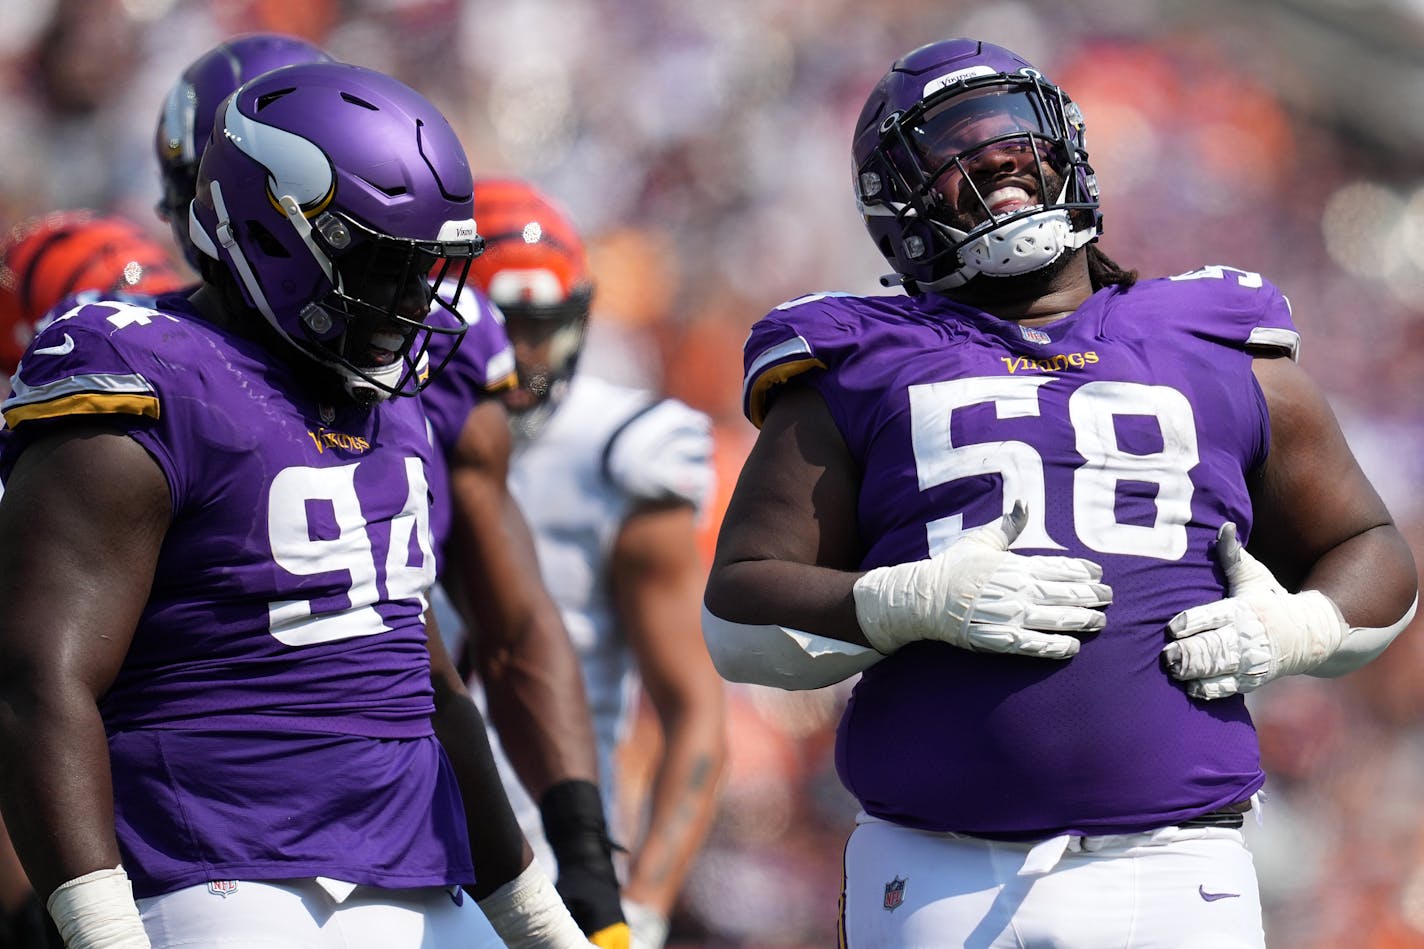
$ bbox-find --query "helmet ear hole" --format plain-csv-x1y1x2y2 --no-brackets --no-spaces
876,235,896,262
246,221,290,258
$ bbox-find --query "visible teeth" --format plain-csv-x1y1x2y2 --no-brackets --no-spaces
986,186,1032,214
370,332,404,351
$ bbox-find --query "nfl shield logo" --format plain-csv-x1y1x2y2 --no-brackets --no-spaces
1019,325,1052,345
207,880,239,898
883,876,906,911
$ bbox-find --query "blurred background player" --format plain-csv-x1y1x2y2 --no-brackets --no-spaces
0,207,184,949
0,209,185,395
702,36,1416,947
450,178,727,949
152,36,631,945
0,61,588,948
153,32,332,276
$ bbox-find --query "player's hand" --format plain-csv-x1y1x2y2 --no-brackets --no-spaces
853,501,1111,658
1163,522,1348,699
622,899,670,949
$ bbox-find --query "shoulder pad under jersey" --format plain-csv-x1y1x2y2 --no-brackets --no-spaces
603,396,714,513
1158,265,1300,359
742,291,879,428
2,298,180,431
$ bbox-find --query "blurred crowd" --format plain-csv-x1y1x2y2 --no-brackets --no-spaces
3,0,1422,946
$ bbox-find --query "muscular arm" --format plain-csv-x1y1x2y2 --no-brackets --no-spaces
426,609,534,899
441,398,600,795
703,385,869,645
611,502,726,917
0,426,169,899
1246,355,1417,633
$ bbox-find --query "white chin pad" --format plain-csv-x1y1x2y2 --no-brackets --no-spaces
960,208,1074,277
340,361,404,403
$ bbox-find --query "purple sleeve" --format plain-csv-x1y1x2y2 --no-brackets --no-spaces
421,288,516,456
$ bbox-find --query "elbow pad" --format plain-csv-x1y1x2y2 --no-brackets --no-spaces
1311,592,1418,678
700,604,881,690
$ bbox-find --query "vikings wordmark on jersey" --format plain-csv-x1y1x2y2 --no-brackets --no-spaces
1,296,470,898
742,266,1297,839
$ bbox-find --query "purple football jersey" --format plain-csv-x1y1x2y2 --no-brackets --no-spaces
742,266,1299,839
419,286,517,564
1,296,472,897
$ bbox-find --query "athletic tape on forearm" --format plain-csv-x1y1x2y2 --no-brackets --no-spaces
1247,588,1349,678
45,866,150,949
1311,592,1418,678
475,862,588,949
700,604,881,690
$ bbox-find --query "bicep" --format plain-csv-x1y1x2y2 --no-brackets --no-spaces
613,503,719,706
1248,356,1416,618
0,425,170,696
705,384,862,629
711,384,861,574
442,399,554,645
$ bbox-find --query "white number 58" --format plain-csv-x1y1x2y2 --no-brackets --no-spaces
910,377,1199,560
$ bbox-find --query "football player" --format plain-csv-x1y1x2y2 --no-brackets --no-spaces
0,61,587,948
701,37,1417,947
153,37,632,946
153,32,332,273
0,209,186,388
424,178,726,949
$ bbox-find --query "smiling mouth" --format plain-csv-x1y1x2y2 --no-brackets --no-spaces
366,330,406,367
983,185,1036,216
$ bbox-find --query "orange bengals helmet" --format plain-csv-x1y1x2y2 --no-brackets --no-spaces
469,178,592,320
0,210,188,373
469,179,593,435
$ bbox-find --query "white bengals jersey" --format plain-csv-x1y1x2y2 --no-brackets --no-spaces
442,373,714,868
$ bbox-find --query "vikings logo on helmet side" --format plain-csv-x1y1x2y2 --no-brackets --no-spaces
155,33,333,269
189,62,482,405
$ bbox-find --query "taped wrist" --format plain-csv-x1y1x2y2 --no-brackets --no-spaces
45,866,150,949
540,779,626,935
475,861,588,949
1250,588,1349,676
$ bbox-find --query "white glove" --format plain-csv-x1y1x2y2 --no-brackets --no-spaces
1163,522,1348,699
852,501,1111,658
622,899,669,949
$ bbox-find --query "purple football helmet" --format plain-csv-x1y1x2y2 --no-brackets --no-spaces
853,38,1101,293
155,33,332,268
189,62,481,404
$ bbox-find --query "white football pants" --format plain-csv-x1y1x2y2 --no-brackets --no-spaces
136,878,504,948
841,812,1265,948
